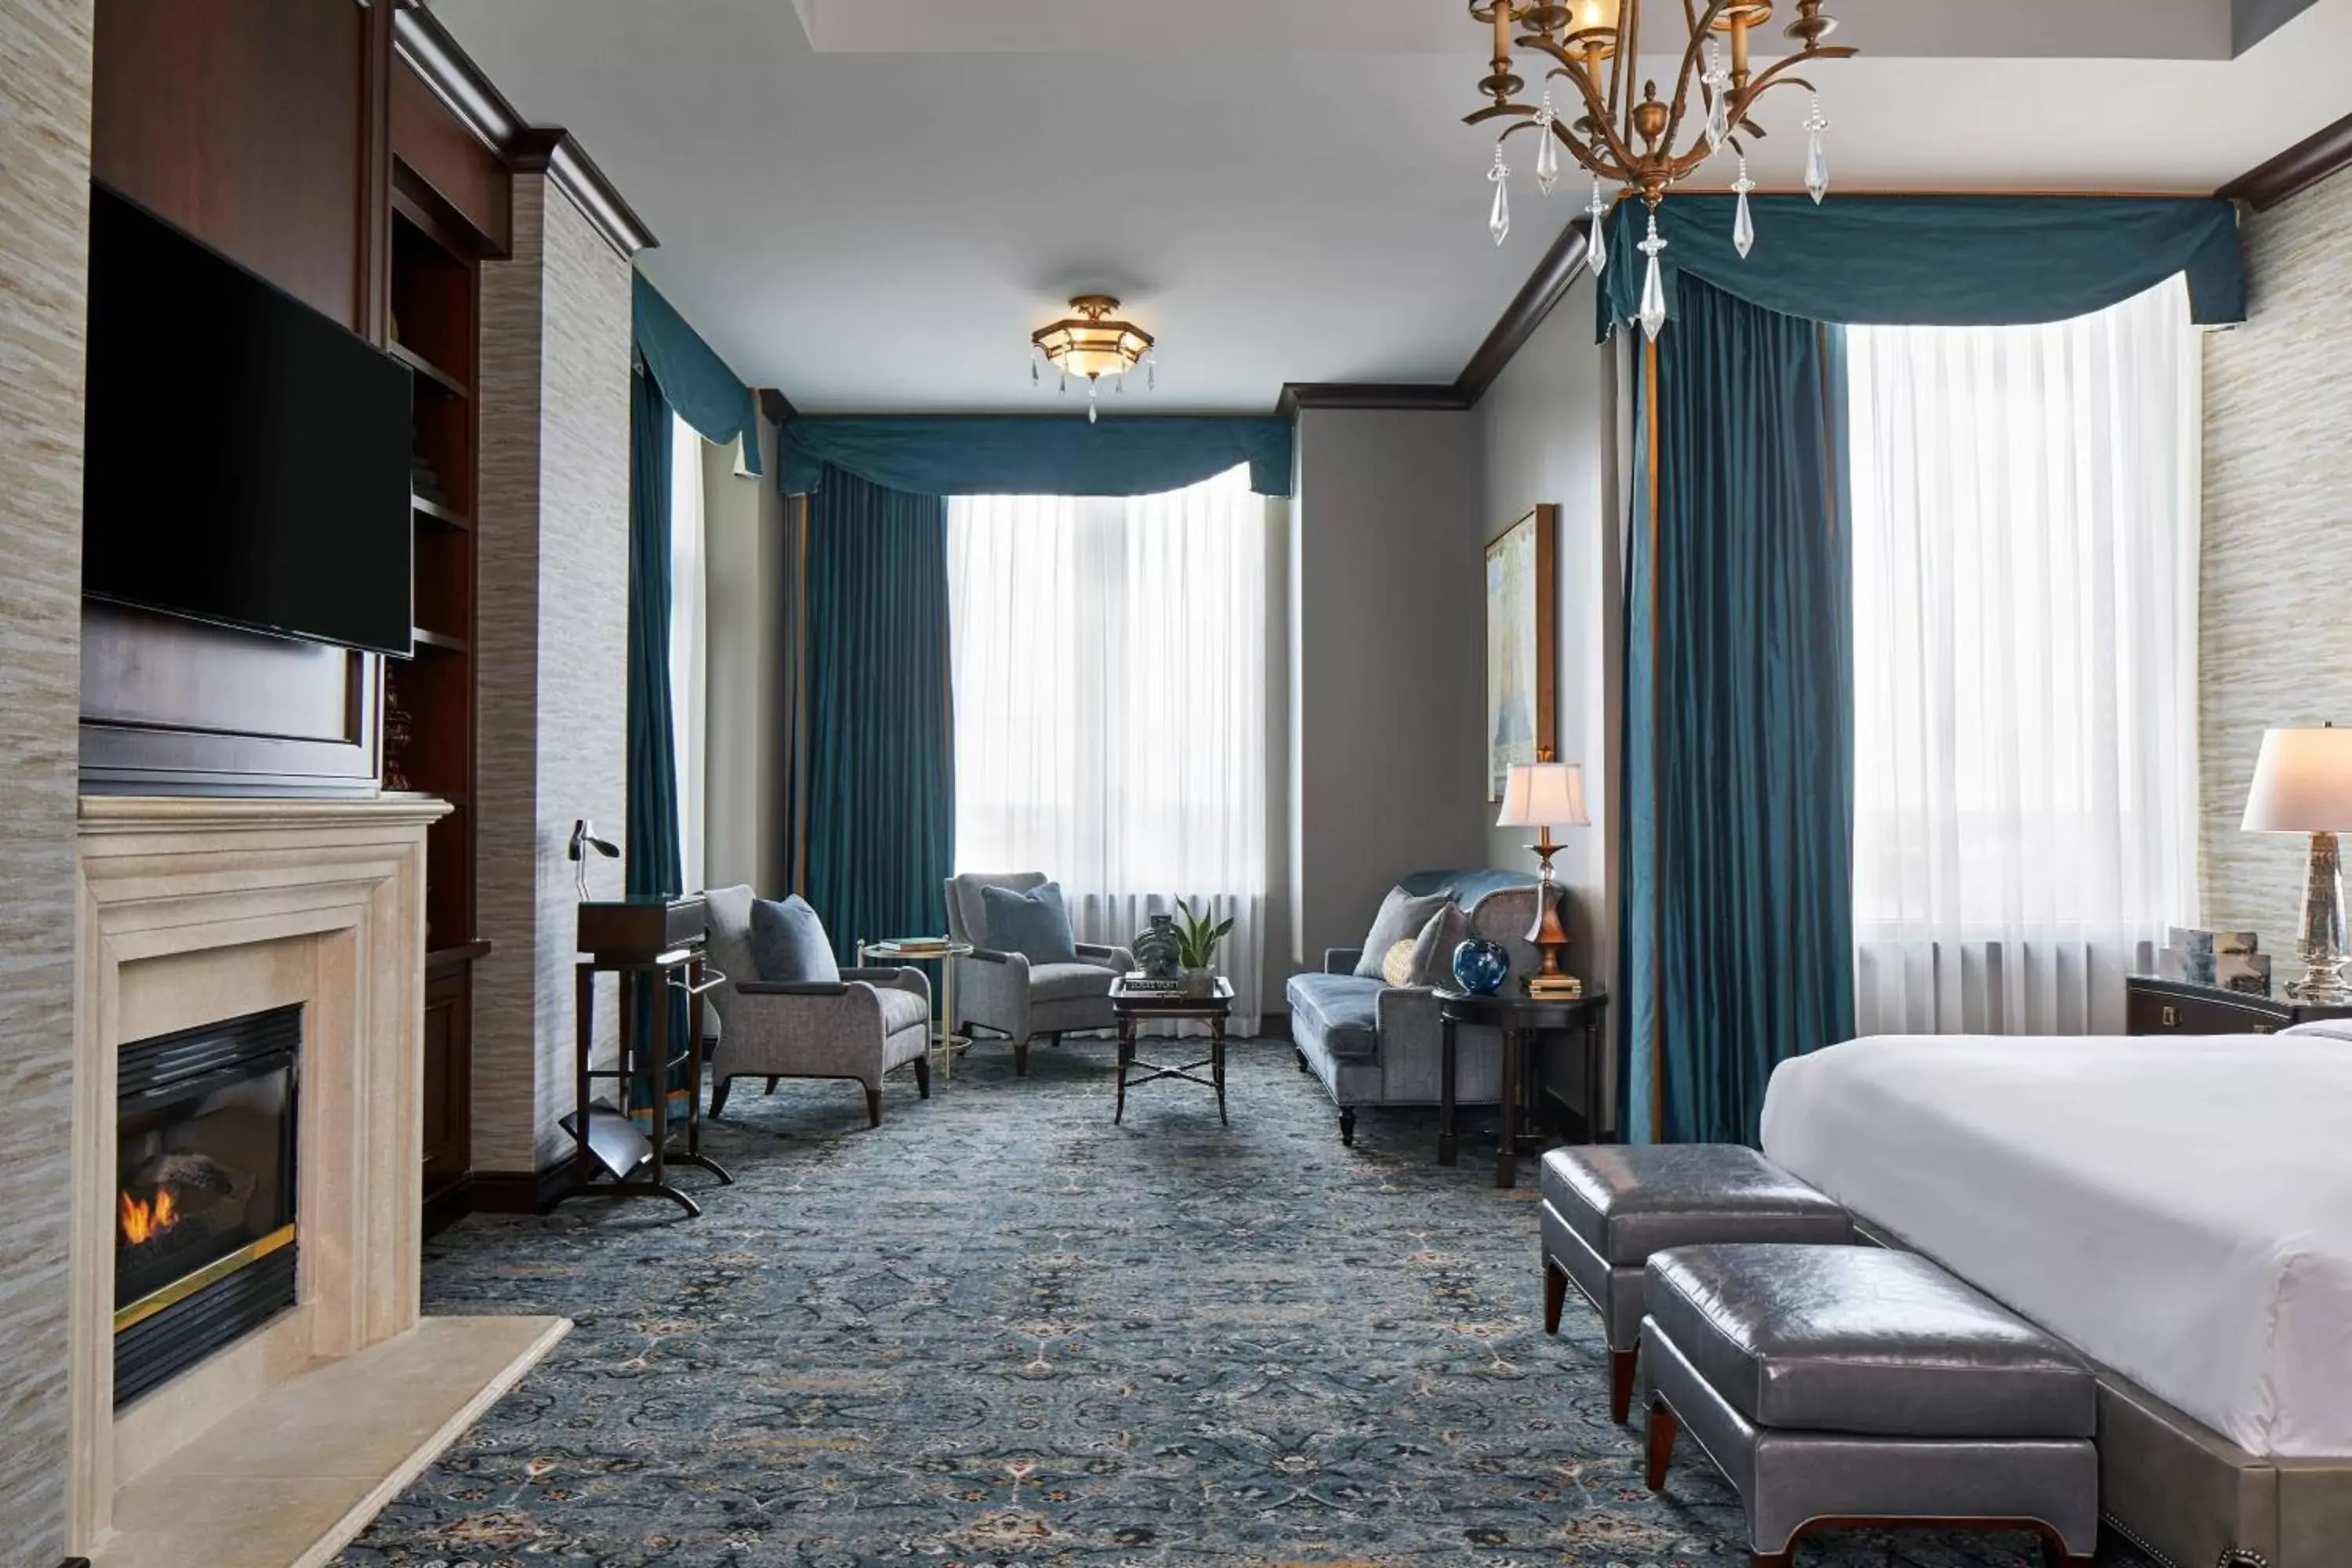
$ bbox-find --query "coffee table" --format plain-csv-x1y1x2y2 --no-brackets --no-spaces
1111,976,1235,1125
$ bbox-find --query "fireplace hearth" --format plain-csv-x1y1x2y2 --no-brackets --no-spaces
114,1004,300,1408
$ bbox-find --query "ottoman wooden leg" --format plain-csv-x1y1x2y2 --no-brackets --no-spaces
1610,1348,1637,1425
2037,1532,2093,1568
1542,1258,1567,1334
1749,1554,1793,1568
1643,1395,1677,1490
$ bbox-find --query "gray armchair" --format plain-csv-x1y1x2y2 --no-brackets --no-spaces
702,884,933,1127
942,872,1135,1076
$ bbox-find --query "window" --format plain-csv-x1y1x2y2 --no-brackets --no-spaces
669,415,707,889
949,465,1269,1029
1848,278,2201,1034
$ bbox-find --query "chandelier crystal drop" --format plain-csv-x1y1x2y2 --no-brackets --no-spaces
1732,154,1756,258
1464,0,1857,287
1637,211,1668,340
1584,169,1610,275
1488,142,1513,244
1803,92,1831,203
1534,90,1562,193
1031,296,1154,421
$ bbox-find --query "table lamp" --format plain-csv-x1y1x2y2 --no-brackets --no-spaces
1497,757,1590,992
2241,725,2352,1004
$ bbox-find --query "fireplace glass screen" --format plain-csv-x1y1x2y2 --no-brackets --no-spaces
114,1004,299,1406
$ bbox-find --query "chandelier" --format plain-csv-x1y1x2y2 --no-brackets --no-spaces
1466,1,1856,338
1031,296,1156,423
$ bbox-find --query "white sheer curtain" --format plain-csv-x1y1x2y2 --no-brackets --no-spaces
1849,278,2201,1036
949,464,1269,1033
668,414,707,890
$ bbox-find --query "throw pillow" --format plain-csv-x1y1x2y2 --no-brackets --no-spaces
750,895,840,985
1379,938,1419,987
981,880,1080,965
1406,902,1472,987
1353,885,1455,978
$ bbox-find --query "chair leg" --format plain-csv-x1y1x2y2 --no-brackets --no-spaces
708,1076,731,1120
864,1087,882,1127
1339,1107,1356,1146
1611,1349,1638,1425
1294,1046,1309,1074
913,1054,931,1099
1047,1030,1062,1049
1014,1040,1030,1076
766,1076,780,1094
1749,1554,1793,1568
1543,1258,1567,1334
2038,1534,2093,1568
1643,1396,1677,1490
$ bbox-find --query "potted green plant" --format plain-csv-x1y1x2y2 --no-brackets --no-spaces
1173,898,1233,997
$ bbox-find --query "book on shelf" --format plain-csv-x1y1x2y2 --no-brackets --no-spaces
1523,975,1584,999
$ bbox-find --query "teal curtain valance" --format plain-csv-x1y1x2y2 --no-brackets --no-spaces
1596,195,2245,337
779,416,1295,499
633,272,764,476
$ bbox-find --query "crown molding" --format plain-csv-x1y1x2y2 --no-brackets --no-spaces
1276,217,1592,419
392,3,656,258
508,128,658,260
2218,107,2352,212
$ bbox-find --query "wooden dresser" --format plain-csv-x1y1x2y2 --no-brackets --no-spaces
2125,975,2352,1036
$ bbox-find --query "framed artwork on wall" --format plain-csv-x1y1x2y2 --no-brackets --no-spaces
1484,504,1557,802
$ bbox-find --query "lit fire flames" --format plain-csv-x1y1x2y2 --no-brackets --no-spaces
119,1187,179,1246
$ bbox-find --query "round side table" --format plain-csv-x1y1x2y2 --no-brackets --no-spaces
1434,985,1612,1189
855,938,973,1080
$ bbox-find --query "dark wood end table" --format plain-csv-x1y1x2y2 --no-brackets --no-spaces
1111,977,1236,1125
1436,985,1611,1189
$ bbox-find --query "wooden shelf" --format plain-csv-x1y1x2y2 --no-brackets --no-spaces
412,495,470,532
390,340,468,399
411,626,469,655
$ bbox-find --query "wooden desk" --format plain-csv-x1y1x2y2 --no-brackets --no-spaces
563,898,732,1217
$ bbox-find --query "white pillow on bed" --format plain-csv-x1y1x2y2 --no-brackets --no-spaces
2279,1020,2352,1042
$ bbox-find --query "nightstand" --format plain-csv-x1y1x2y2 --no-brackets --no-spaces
2124,975,2352,1036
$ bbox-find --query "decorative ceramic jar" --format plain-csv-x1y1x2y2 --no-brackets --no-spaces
1451,938,1510,996
1132,913,1181,980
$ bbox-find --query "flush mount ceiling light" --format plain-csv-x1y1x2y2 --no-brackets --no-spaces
1031,296,1156,423
1467,0,1857,339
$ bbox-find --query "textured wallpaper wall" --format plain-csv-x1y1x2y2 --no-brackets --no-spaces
2201,168,2352,941
0,0,92,1559
476,176,634,1173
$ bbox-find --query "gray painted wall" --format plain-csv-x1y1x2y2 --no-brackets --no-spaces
702,418,786,898
1290,408,1486,965
474,176,635,1173
2201,165,2352,938
0,1,91,1558
1473,281,1620,1113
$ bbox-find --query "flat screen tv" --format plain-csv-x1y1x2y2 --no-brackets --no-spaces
82,183,414,657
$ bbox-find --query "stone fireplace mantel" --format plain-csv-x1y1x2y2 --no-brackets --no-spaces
71,797,566,1568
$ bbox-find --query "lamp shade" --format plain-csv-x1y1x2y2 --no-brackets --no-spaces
1497,762,1590,829
2242,727,2352,832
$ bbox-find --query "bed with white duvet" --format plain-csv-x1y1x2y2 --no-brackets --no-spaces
1759,1029,2352,1460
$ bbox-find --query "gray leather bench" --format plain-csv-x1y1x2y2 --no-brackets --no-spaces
1540,1145,1850,1422
1642,1243,2099,1568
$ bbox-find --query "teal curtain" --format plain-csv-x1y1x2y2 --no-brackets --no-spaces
1597,195,2245,336
783,464,955,957
633,273,763,476
625,366,691,1121
1619,277,1853,1146
780,415,1294,499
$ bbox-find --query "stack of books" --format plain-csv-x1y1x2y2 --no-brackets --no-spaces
1120,971,1187,995
1525,972,1584,1000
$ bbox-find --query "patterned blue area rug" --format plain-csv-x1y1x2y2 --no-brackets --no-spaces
338,1038,2141,1567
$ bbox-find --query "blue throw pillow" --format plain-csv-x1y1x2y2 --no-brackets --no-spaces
749,895,840,985
981,880,1080,966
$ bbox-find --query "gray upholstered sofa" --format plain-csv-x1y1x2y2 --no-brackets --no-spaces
1287,869,1544,1145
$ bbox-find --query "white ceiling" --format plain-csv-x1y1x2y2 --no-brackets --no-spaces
434,0,2352,415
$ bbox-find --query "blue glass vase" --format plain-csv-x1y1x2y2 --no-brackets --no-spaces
1451,938,1509,996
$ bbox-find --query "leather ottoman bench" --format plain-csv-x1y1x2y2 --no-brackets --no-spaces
1540,1145,1849,1422
1641,1243,2098,1568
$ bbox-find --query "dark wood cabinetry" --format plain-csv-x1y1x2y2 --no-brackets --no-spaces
2124,976,2352,1036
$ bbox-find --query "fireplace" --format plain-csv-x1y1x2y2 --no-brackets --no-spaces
114,1004,300,1408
